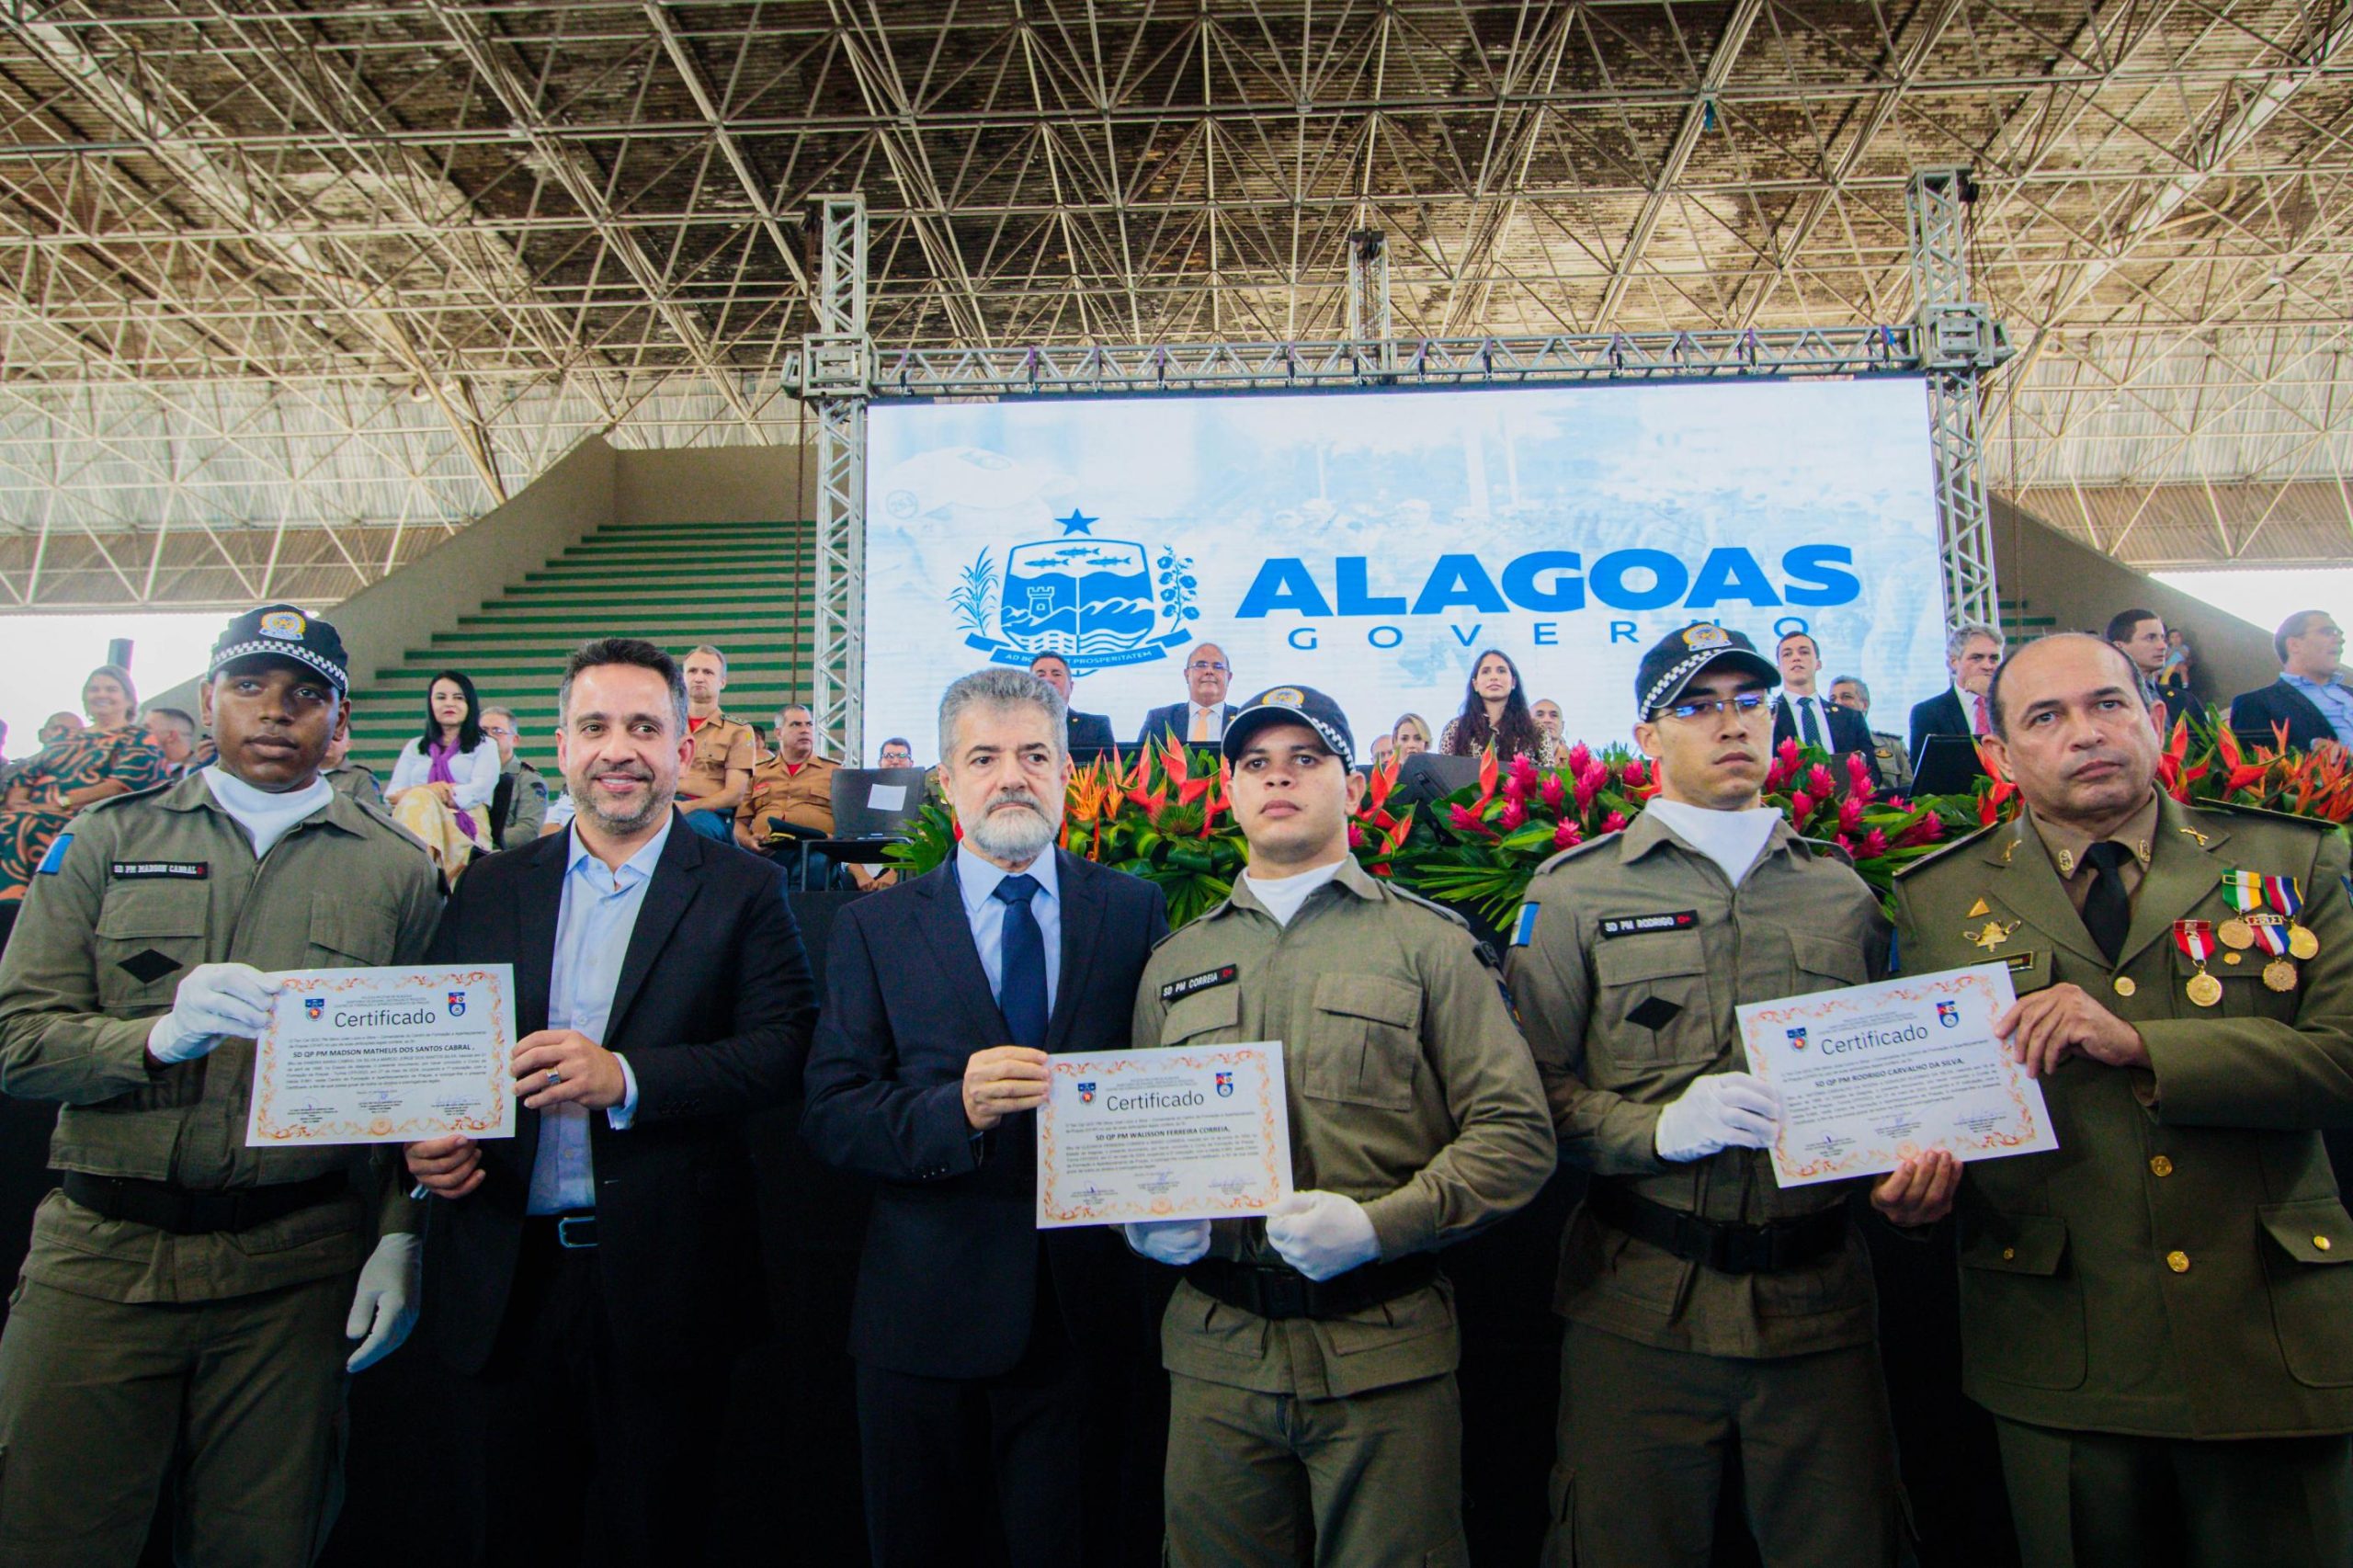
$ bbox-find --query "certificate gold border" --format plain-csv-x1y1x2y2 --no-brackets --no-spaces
247,966,516,1146
1037,1043,1290,1226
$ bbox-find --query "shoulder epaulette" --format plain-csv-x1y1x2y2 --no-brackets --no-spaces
1382,882,1472,933
1151,901,1233,949
1798,835,1857,867
1891,818,2004,881
76,779,176,817
2202,798,2335,834
1529,830,1622,879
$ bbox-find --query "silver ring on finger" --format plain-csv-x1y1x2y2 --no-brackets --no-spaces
545,1068,563,1087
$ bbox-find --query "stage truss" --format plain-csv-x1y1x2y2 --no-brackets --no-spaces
792,171,2009,756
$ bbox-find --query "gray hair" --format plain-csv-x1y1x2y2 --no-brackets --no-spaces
938,667,1067,765
686,643,728,675
480,705,516,725
1946,622,2004,662
1829,675,1869,703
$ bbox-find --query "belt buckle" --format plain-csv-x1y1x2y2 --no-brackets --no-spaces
1259,1270,1310,1320
555,1215,598,1249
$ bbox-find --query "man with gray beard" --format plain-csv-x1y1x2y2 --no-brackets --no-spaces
804,667,1172,1568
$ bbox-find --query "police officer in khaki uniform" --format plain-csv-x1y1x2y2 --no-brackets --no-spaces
1128,686,1555,1568
0,604,443,1566
321,726,386,812
1829,676,1914,794
677,643,756,842
478,705,547,847
1508,624,1958,1568
1894,632,2353,1567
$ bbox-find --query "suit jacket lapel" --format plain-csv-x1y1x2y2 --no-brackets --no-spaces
1047,851,1103,1051
601,817,705,1046
2114,798,2232,969
510,833,568,1174
1981,817,2109,970
917,861,1013,1044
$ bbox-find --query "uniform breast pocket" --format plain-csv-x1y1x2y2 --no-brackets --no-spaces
1591,932,1712,1065
94,885,210,1011
2175,944,2290,1021
1160,986,1240,1047
1789,932,1869,991
1305,973,1422,1111
304,892,396,969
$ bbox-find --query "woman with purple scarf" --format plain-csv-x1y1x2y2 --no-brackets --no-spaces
386,669,500,877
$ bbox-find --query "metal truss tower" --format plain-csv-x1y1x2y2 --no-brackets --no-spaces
801,195,871,759
1906,167,2012,631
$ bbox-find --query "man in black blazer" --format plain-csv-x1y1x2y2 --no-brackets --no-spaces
1029,652,1117,753
2232,609,2353,753
404,638,816,1564
1770,630,1872,756
1908,621,2005,767
2108,606,2211,735
804,667,1170,1568
1136,641,1239,749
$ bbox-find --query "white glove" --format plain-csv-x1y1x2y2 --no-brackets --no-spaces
345,1233,423,1372
146,963,279,1064
1123,1220,1212,1267
1653,1072,1785,1163
1264,1190,1381,1282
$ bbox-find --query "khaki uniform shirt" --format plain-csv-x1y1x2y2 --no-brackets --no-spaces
1869,730,1913,795
1894,793,2353,1439
324,761,385,813
495,753,548,846
681,711,757,803
1133,858,1555,1398
736,756,839,840
1506,812,1893,1358
0,773,442,1303
2029,790,2157,914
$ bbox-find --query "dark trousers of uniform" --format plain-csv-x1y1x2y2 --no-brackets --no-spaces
1548,1320,1904,1568
1164,1369,1468,1568
854,1274,1113,1568
1994,1415,2353,1568
0,1271,350,1567
450,1223,730,1567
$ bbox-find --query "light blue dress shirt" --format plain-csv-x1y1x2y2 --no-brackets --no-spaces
2282,675,2353,750
954,842,1062,1020
525,820,663,1215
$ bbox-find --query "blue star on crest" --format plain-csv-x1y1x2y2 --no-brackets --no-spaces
1054,508,1098,536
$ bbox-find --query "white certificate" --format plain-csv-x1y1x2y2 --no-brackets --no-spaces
1036,1042,1293,1229
245,966,518,1148
1736,963,2055,1187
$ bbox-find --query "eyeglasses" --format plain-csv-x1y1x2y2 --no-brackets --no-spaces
1653,692,1771,723
1187,661,1229,673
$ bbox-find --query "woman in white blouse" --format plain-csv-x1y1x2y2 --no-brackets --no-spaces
385,670,500,874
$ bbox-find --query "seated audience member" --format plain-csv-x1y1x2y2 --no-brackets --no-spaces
2108,608,2208,733
677,644,756,842
1029,653,1116,752
2232,610,2353,752
386,670,499,875
0,663,168,940
1137,642,1238,748
1441,647,1562,766
2160,626,2195,691
35,712,82,746
1771,631,1871,756
735,704,840,881
541,790,574,837
323,728,387,812
1908,622,2004,765
1829,676,1912,794
142,706,200,779
1532,698,1564,745
480,705,548,849
877,737,916,768
1392,713,1433,757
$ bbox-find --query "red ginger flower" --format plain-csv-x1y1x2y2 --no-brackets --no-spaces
1552,821,1583,850
1808,763,1836,798
1837,798,1864,834
1500,798,1529,832
1600,810,1629,834
1566,742,1592,775
1790,790,1816,823
1860,826,1890,858
1540,775,1566,812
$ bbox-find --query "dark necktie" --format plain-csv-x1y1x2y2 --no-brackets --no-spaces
993,874,1049,1048
2081,842,2133,966
1799,699,1823,749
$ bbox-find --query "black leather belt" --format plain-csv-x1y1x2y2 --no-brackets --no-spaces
1587,1180,1847,1275
526,1211,599,1249
1185,1254,1438,1321
62,1172,348,1236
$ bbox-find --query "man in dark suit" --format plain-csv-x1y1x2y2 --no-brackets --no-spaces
404,637,817,1565
2108,606,2210,735
1136,641,1238,749
1770,630,1872,756
1029,653,1117,753
2232,609,2353,752
804,667,1170,1568
1909,620,2005,767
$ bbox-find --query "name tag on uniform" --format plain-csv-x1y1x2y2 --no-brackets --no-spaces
1160,965,1238,1004
110,861,208,880
1599,911,1697,939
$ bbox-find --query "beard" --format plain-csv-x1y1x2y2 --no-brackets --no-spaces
966,785,1061,862
569,762,671,836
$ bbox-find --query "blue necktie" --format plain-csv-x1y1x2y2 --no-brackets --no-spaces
993,874,1049,1049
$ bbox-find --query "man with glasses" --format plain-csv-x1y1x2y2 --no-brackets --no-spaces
480,705,547,849
1506,622,1957,1568
1137,642,1238,750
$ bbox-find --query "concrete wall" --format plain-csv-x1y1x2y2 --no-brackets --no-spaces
614,443,814,526
1992,496,2286,712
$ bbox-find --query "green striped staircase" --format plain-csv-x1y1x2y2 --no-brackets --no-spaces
1997,596,2059,645
343,517,814,779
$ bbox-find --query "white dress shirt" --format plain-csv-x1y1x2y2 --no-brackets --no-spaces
388,736,501,810
524,821,659,1215
1778,692,1837,750
955,841,1062,1018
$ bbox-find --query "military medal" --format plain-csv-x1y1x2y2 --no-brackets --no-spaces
2175,920,2222,1007
2264,874,2319,960
1968,918,2018,952
2248,915,2300,991
2220,869,2264,949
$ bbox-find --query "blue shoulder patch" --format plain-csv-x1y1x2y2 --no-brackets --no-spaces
36,832,72,875
1511,901,1540,947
